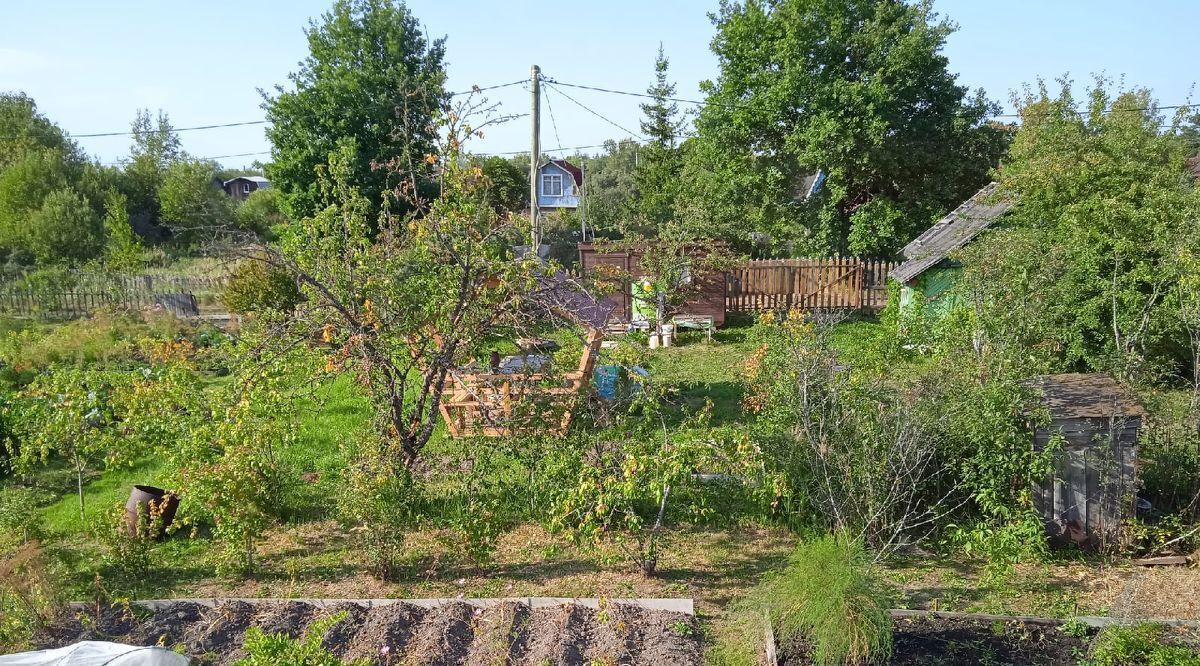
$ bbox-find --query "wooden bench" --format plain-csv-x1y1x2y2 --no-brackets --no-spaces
670,314,715,342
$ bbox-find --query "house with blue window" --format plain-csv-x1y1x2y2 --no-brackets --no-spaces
537,159,583,209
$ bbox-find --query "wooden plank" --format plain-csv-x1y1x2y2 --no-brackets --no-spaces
1133,556,1190,567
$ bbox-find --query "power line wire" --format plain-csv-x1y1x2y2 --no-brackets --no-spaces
101,150,270,166
543,81,644,142
546,77,1197,123
69,119,269,139
0,80,527,141
450,79,527,96
542,86,565,154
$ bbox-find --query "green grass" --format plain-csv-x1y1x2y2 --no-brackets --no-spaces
643,325,757,424
38,458,171,537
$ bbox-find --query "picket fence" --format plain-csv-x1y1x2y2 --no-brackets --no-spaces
725,257,897,313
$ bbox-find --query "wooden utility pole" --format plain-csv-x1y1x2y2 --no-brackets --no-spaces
529,64,541,250
579,157,587,242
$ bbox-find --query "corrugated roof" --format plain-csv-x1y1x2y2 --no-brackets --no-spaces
1022,373,1147,419
889,182,1014,284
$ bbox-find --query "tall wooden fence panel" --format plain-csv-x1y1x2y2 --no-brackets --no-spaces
725,258,898,313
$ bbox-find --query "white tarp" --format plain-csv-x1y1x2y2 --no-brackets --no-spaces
0,642,190,665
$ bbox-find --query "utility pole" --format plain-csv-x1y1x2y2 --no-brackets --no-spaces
579,157,587,242
529,64,541,251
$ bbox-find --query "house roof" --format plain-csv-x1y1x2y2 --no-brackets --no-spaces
223,176,270,186
794,170,826,202
1021,373,1147,419
889,182,1014,284
540,159,583,187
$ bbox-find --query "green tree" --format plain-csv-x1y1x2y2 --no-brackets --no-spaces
635,45,688,233
476,155,526,214
968,79,1200,380
235,187,289,235
26,187,104,264
678,0,1009,257
0,93,84,173
262,0,447,222
159,159,235,241
102,192,142,271
580,139,639,236
7,367,187,524
122,109,182,222
0,148,71,260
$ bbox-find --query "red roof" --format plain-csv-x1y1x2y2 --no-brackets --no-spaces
547,159,583,187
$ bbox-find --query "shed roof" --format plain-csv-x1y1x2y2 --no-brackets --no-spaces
889,182,1014,284
224,176,270,186
1022,373,1147,419
530,271,615,330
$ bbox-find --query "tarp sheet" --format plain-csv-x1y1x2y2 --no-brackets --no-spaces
0,642,189,665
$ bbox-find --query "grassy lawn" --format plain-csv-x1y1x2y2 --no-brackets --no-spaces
643,325,757,424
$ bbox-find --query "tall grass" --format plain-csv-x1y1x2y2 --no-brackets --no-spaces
712,533,893,666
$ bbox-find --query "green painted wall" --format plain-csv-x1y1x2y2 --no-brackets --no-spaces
901,265,962,320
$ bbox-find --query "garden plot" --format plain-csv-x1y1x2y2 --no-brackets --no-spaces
40,598,702,665
777,615,1088,665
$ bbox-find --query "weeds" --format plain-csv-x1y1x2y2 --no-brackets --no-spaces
235,611,367,665
1083,623,1200,666
0,542,63,652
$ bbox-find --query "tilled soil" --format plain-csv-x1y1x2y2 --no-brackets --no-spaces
39,599,702,665
779,616,1088,665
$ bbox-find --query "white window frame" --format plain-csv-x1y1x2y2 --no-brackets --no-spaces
242,182,251,194
542,173,563,197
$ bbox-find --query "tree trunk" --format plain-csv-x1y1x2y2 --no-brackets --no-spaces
76,467,86,525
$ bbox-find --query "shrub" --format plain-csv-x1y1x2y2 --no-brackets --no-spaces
716,534,893,666
1084,623,1200,666
223,259,301,314
542,390,755,576
0,487,50,547
26,187,104,264
337,437,416,581
235,187,289,236
172,363,291,577
745,311,951,552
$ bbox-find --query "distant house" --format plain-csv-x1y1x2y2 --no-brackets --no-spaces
537,159,582,209
792,169,826,203
223,176,270,201
889,182,1014,316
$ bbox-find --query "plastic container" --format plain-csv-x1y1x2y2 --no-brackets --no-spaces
660,324,675,348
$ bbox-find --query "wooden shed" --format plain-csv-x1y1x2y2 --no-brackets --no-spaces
889,182,1014,320
577,242,726,328
1023,373,1145,549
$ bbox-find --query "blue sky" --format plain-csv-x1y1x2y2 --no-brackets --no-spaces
2,1,1198,168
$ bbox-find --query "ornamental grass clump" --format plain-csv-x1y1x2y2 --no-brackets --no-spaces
714,533,893,666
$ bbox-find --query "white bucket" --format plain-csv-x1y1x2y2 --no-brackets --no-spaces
661,324,675,348
648,332,660,349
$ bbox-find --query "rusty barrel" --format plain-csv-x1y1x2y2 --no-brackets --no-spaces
124,485,179,539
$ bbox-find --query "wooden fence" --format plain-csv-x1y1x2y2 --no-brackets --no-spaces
725,257,897,313
0,270,228,320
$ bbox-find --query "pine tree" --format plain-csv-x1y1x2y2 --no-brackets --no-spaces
634,45,688,234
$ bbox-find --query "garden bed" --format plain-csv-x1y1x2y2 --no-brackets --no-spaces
778,615,1088,665
777,612,1200,665
40,597,702,665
